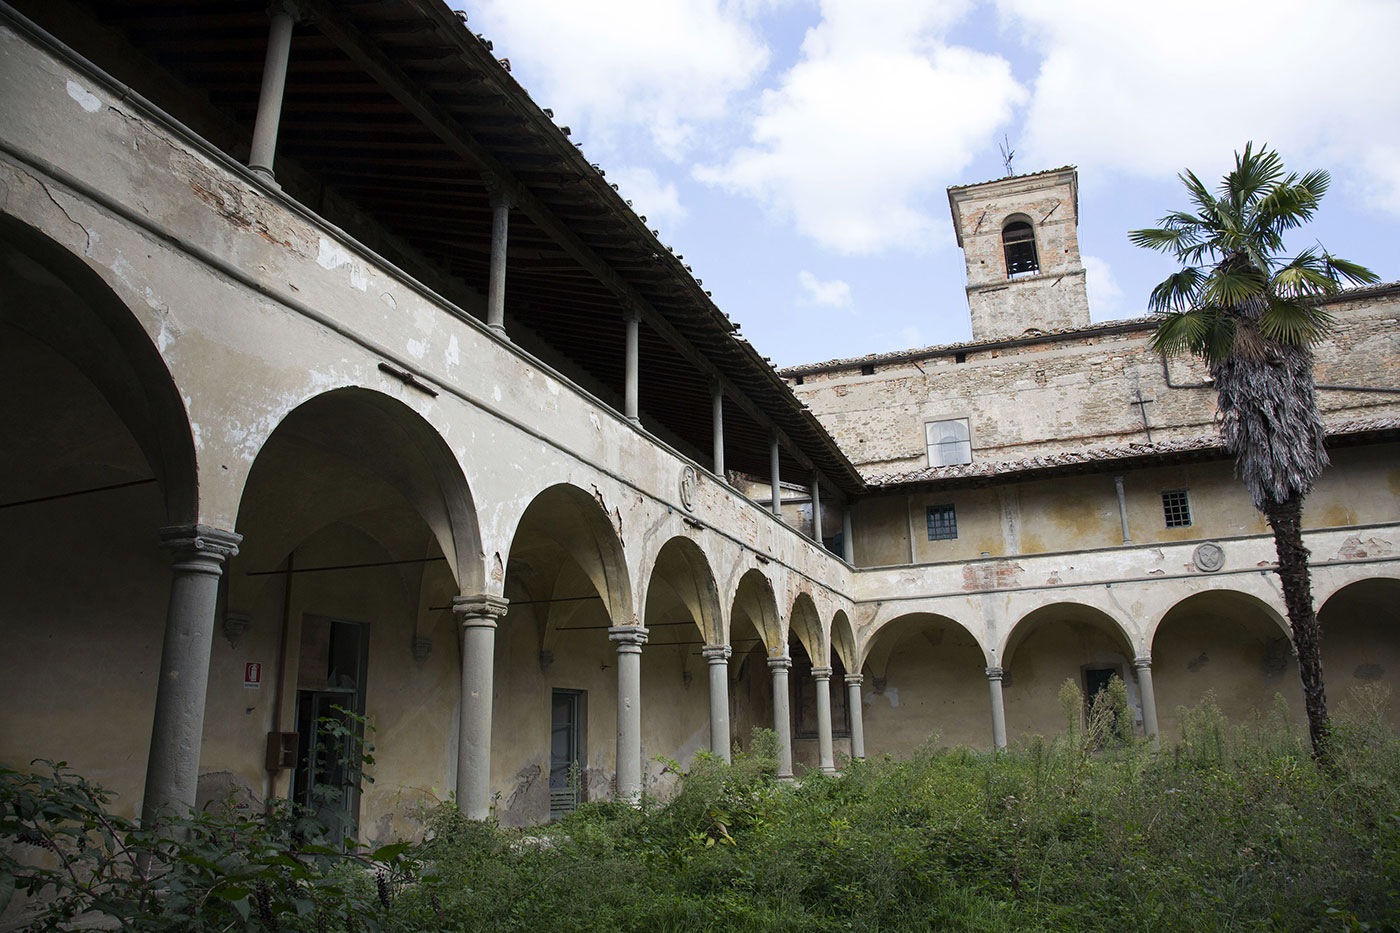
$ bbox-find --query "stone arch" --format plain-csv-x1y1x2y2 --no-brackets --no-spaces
0,215,198,523
233,387,484,594
788,591,826,665
1318,577,1400,722
638,535,724,785
641,535,722,646
1001,602,1138,741
227,387,485,838
861,612,988,751
831,610,858,673
1150,589,1299,741
0,218,202,814
727,568,782,755
492,483,635,825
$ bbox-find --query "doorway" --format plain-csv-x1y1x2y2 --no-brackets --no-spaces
292,615,369,843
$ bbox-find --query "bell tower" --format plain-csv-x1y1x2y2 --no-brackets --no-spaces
947,167,1091,341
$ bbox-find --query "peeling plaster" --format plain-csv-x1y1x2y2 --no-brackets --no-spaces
315,238,367,291
406,338,427,360
65,79,102,113
445,334,460,368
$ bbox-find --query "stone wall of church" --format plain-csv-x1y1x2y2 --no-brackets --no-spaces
789,289,1400,478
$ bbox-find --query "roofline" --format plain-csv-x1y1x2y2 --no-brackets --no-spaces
860,418,1400,494
782,281,1400,378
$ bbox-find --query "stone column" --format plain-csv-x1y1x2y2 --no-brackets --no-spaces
609,624,648,802
1134,656,1160,749
810,474,823,545
248,2,301,181
845,673,866,759
454,594,509,820
702,644,732,762
812,666,836,774
623,309,641,425
769,433,782,516
1114,475,1132,545
141,525,242,828
842,508,854,563
485,183,513,337
987,666,1008,751
768,656,794,778
711,381,725,478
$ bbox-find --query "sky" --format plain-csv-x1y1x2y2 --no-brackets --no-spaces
457,0,1400,369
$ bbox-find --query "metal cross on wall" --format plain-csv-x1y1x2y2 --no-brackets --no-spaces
1130,389,1155,443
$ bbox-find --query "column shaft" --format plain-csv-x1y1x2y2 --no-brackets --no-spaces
455,595,509,820
810,475,823,545
711,382,725,478
142,525,241,828
812,666,835,774
486,190,511,336
1135,656,1160,749
624,310,640,424
769,657,794,778
842,508,854,563
703,645,732,762
1115,475,1132,545
987,666,1008,750
769,434,782,516
610,625,648,802
845,674,866,759
248,3,299,180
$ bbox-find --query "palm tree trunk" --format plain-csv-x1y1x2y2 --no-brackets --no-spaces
1262,493,1330,763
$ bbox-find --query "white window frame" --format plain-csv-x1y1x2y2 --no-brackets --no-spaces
925,418,972,467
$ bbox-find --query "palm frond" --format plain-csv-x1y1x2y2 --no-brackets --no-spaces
1322,251,1381,287
1150,306,1236,362
1145,267,1205,313
1225,142,1284,209
1255,296,1335,346
1202,265,1268,309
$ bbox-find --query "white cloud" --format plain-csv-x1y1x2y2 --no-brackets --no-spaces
1081,255,1123,321
609,167,689,228
999,0,1400,214
696,0,1026,254
797,270,853,308
465,0,768,159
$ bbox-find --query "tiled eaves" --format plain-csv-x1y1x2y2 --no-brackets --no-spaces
781,282,1400,380
864,417,1400,491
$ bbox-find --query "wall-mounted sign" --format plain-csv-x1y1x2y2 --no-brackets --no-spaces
244,662,262,688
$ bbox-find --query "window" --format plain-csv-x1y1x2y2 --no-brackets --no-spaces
925,418,972,466
926,503,958,540
1002,219,1040,277
1161,489,1192,527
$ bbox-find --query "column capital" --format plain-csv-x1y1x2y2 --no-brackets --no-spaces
1133,656,1153,671
158,524,242,564
767,656,792,673
985,666,1004,682
608,624,648,648
267,1,304,23
483,173,519,208
810,666,832,681
622,305,642,325
701,644,732,663
453,594,509,628
844,673,864,687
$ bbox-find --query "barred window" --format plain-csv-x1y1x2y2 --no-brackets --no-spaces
927,503,958,540
1161,490,1192,528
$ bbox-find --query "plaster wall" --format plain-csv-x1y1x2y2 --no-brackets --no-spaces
790,303,1400,477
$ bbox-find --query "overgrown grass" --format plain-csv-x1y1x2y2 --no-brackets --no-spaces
5,685,1398,931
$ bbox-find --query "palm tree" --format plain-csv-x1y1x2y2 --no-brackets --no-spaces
1129,143,1378,763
